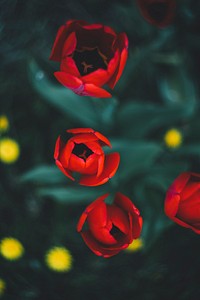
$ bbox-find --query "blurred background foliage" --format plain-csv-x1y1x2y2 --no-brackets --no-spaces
1,0,200,299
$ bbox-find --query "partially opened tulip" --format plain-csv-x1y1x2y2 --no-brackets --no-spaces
164,172,200,234
54,128,120,186
77,193,143,257
137,0,176,28
50,20,128,98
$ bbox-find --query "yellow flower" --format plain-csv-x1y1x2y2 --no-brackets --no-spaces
125,238,143,253
45,247,73,272
164,128,182,148
0,279,6,297
0,138,20,164
0,116,9,132
0,237,24,261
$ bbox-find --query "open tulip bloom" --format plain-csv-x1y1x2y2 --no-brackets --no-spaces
164,172,200,234
137,0,176,28
77,193,143,257
54,128,120,186
50,20,128,98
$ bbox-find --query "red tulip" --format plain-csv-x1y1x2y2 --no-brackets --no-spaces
50,20,128,98
137,0,176,28
54,128,120,186
77,193,143,257
164,172,200,234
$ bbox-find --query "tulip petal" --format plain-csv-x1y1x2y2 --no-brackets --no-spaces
79,152,120,186
80,231,121,257
87,205,117,244
103,25,117,37
164,192,180,218
67,128,94,134
107,205,130,235
108,47,128,89
69,134,97,145
68,153,85,172
191,226,200,234
69,153,98,175
55,159,74,181
169,216,194,230
106,50,120,79
97,154,105,177
54,71,84,91
169,172,191,194
82,68,109,87
62,32,77,57
59,140,75,168
114,193,142,240
87,199,108,228
131,215,143,240
180,182,200,201
49,25,68,61
89,227,117,245
61,57,80,77
94,131,112,147
82,23,103,30
114,192,140,216
83,141,103,155
177,191,200,224
83,83,112,98
54,136,62,160
80,231,103,256
77,193,109,232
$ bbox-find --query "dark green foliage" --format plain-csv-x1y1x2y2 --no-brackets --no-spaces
1,0,200,299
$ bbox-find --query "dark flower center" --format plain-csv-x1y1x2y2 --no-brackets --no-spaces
72,143,93,161
148,3,168,22
110,225,125,240
72,47,108,76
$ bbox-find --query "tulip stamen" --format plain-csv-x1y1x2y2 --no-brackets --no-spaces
73,47,108,75
147,3,168,22
72,143,93,162
81,61,93,74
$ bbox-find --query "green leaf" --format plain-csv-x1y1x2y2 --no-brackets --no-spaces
118,99,195,138
177,145,200,156
19,165,66,185
110,139,162,181
29,60,99,127
91,97,118,132
158,67,196,108
36,186,108,204
143,162,189,191
134,183,172,251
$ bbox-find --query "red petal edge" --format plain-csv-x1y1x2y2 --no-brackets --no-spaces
77,193,109,232
79,152,120,186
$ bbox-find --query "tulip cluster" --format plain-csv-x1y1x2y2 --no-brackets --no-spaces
50,4,200,258
54,127,143,257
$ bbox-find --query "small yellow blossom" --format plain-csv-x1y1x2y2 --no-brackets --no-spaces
45,247,73,272
0,116,9,132
0,138,20,164
125,238,143,253
0,279,6,297
0,237,24,261
164,128,182,148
